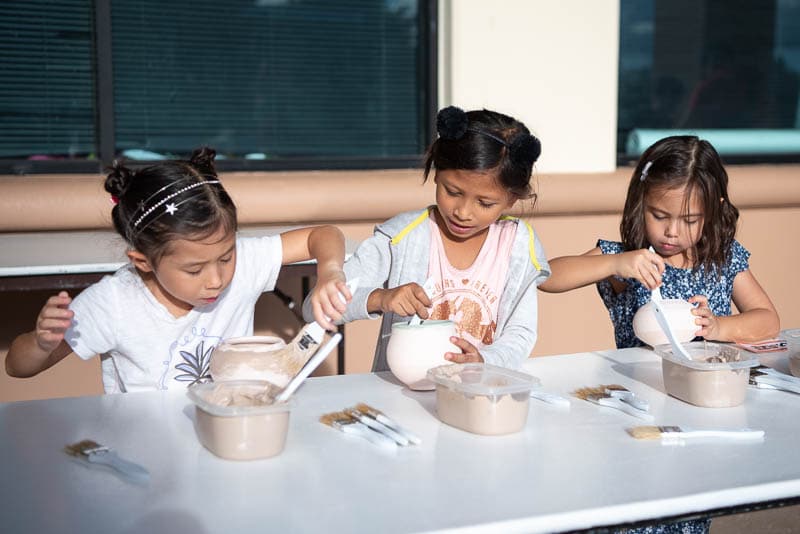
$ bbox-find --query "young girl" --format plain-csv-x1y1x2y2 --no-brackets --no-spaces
305,106,550,371
539,135,780,348
6,148,350,393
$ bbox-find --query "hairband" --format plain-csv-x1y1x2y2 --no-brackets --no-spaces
639,161,653,182
468,127,508,147
131,180,221,229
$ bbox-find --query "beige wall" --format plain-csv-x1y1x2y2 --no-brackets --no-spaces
439,0,620,172
2,165,798,402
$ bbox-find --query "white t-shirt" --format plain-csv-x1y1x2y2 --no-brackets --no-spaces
65,235,282,393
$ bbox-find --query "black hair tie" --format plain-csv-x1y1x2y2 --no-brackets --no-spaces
436,106,469,140
509,134,542,167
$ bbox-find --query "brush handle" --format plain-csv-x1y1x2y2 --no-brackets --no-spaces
663,428,765,441
608,390,650,412
597,396,654,421
350,412,409,446
529,390,571,408
753,375,800,395
651,298,694,361
754,367,800,386
275,333,342,402
87,450,150,481
373,413,422,445
342,421,397,450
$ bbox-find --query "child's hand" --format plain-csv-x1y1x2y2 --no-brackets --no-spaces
615,248,665,289
374,283,432,318
35,291,74,353
309,269,349,331
688,294,720,340
444,336,484,364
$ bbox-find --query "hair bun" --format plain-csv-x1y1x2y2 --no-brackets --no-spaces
436,106,469,140
509,134,542,167
104,160,135,197
190,146,217,176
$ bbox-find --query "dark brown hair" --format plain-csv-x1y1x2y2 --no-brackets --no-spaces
620,135,739,272
423,107,541,202
104,147,237,265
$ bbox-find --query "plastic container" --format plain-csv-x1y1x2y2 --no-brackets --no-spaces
187,380,291,460
209,336,289,385
654,341,759,407
426,363,540,435
386,320,459,391
633,299,697,347
790,353,800,378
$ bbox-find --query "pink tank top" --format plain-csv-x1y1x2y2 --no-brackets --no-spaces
427,218,517,349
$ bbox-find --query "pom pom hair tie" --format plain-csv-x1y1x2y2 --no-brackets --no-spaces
640,161,653,182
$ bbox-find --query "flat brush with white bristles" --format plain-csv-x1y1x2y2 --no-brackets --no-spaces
627,425,765,442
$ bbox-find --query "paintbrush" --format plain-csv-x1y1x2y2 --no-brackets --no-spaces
604,384,650,411
627,425,764,442
319,411,397,450
573,385,654,421
354,402,422,444
64,439,149,481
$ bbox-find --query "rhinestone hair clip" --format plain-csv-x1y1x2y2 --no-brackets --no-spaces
132,180,221,228
639,161,653,182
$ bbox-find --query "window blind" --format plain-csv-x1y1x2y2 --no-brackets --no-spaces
0,0,96,159
111,0,423,160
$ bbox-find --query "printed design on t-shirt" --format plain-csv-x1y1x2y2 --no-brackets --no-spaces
429,279,498,347
159,327,222,388
174,340,214,383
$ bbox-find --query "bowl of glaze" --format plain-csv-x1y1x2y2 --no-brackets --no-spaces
187,380,291,460
633,299,697,347
426,363,539,435
209,336,291,386
386,320,459,390
654,341,759,407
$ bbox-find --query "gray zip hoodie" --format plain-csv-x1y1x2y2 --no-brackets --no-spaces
303,207,550,371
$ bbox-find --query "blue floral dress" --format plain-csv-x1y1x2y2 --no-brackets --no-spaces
596,239,750,349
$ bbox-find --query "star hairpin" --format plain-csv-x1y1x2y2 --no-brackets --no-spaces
165,203,178,215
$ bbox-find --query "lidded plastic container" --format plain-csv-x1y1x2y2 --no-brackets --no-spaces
187,380,291,460
426,363,540,435
654,341,759,407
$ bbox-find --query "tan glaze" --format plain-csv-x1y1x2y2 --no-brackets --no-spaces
790,354,800,378
189,381,290,461
661,347,749,408
434,386,530,435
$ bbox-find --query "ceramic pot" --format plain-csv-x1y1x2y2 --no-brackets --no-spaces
386,320,458,390
209,336,288,384
632,299,697,347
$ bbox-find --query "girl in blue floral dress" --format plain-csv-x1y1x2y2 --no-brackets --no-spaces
540,135,779,348
540,135,781,534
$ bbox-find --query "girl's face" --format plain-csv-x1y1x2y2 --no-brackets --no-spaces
434,169,516,243
131,226,237,316
644,186,704,263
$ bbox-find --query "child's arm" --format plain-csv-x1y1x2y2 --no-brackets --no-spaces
280,225,348,331
5,291,75,377
690,270,780,342
538,247,665,293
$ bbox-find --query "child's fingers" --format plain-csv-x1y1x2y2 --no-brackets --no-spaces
310,299,336,331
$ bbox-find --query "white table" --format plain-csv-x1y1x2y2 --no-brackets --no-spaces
2,334,799,534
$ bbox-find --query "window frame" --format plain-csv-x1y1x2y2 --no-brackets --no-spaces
1,0,438,175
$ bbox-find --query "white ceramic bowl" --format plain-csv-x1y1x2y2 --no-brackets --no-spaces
209,336,290,385
386,320,458,390
633,298,697,347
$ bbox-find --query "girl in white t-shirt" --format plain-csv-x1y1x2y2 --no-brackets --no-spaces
6,147,349,393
